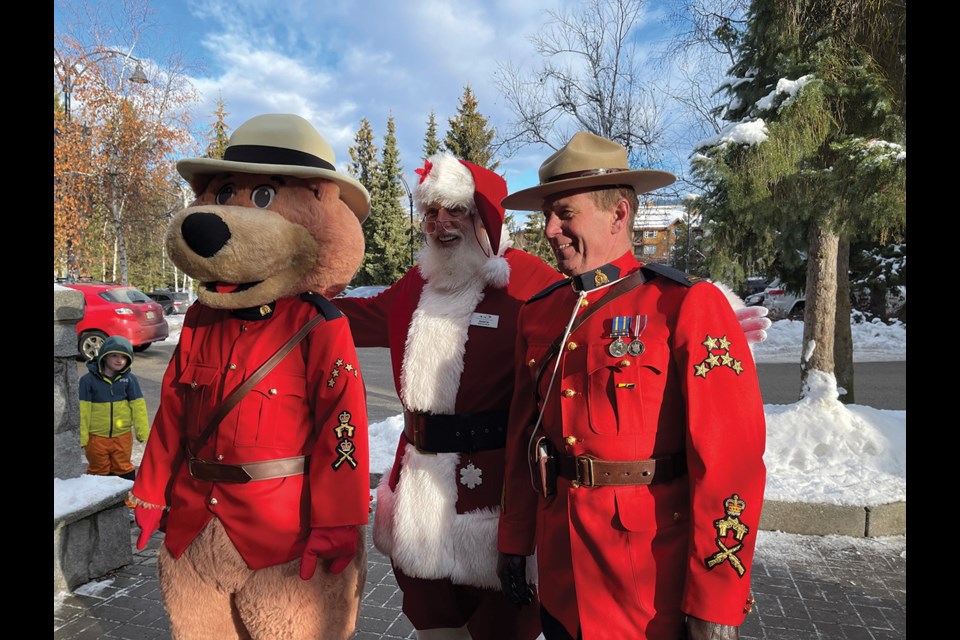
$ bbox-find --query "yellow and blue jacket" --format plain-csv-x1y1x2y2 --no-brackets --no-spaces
78,335,150,446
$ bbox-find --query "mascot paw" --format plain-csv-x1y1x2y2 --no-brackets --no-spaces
300,525,358,579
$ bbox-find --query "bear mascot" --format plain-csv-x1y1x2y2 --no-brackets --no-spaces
129,113,372,640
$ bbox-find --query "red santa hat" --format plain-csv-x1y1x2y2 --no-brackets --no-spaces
413,153,506,255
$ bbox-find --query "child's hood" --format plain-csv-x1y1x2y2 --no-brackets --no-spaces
89,335,135,377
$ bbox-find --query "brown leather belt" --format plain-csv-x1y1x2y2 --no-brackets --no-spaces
403,409,508,454
187,455,309,483
557,452,686,487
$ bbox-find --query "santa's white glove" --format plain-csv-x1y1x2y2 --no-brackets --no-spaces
735,305,771,345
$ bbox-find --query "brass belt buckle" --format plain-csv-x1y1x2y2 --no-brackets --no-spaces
576,456,596,487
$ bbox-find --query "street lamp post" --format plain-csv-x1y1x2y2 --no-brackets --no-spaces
398,174,415,267
54,46,149,122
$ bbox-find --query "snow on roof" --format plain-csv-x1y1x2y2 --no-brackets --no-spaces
634,204,688,230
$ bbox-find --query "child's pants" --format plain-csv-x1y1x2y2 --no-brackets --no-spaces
84,431,136,477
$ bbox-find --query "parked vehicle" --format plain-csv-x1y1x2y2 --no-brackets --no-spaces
342,285,388,298
760,279,805,320
63,283,169,360
146,290,193,315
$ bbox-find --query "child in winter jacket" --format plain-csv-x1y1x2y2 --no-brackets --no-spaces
79,335,150,481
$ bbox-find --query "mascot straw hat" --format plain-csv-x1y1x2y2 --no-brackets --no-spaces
177,113,371,222
413,153,508,255
501,131,676,211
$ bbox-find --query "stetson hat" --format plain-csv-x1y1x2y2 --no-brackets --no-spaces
413,153,508,255
176,113,371,223
500,131,676,211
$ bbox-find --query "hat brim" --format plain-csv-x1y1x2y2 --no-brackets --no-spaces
501,169,676,211
177,158,371,223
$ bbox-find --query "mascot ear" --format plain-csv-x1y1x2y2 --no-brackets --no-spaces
189,174,215,196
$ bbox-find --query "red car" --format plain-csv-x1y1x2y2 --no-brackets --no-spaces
63,282,170,360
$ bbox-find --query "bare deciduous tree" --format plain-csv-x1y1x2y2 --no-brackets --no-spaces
493,0,665,170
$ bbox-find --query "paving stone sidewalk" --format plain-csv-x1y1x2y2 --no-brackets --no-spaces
54,513,906,640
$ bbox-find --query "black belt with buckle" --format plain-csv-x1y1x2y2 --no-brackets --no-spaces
403,410,508,453
557,452,686,487
187,455,310,483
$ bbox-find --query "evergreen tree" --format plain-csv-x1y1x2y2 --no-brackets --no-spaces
422,110,442,160
204,94,231,159
691,0,905,401
444,85,499,170
362,114,413,284
348,119,380,285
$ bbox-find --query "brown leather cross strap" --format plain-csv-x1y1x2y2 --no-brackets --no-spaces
190,312,326,455
557,452,686,487
533,268,647,389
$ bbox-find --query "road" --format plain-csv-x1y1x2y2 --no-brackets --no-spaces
94,341,906,430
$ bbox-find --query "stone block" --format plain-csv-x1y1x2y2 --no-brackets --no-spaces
865,501,906,537
54,488,132,596
759,500,867,537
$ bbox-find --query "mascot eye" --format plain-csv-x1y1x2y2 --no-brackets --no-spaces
215,184,237,205
252,185,277,208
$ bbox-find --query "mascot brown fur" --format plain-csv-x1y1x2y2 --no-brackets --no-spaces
130,114,372,640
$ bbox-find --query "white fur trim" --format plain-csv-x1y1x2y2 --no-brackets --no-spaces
413,154,476,215
711,279,745,310
380,444,501,589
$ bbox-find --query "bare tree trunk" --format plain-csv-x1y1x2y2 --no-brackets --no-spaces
834,238,854,404
799,226,839,398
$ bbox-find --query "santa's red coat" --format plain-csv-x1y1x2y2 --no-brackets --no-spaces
335,247,561,588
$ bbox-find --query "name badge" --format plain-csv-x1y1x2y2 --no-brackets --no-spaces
470,312,499,329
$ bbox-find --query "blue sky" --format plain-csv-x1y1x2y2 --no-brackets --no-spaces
55,0,706,213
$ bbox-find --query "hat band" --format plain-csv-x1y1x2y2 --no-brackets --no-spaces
546,167,630,183
223,145,337,172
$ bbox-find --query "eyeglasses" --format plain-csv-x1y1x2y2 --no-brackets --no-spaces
421,206,471,234
421,219,464,234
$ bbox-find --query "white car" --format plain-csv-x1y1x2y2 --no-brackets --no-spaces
760,280,805,320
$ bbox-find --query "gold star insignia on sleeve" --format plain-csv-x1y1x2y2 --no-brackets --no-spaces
344,364,354,371
335,358,344,367
694,334,746,378
331,369,340,378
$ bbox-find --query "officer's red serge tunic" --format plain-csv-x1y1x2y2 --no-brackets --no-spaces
132,295,371,570
498,252,767,639
335,247,561,589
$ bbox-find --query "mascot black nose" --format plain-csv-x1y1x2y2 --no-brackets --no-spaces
181,212,232,258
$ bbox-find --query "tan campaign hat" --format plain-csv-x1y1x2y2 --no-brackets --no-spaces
501,131,676,211
177,113,371,222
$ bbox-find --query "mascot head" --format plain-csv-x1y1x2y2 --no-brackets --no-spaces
168,113,369,309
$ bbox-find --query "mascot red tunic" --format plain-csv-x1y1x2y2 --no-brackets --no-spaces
130,114,371,640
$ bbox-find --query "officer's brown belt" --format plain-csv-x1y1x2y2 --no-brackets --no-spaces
403,409,508,453
188,455,309,483
557,452,686,487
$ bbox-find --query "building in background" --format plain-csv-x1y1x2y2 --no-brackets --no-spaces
632,202,700,267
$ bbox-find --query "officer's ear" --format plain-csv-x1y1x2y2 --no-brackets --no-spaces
610,198,631,234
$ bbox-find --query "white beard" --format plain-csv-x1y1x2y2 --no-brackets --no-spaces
416,229,491,291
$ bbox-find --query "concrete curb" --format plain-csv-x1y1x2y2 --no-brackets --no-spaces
369,474,906,538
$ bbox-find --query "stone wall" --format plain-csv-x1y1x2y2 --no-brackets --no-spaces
53,284,132,596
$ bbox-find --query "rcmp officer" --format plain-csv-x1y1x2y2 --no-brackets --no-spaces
496,132,767,640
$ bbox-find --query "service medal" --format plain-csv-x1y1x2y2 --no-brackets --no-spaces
609,315,631,357
609,337,628,357
628,314,647,356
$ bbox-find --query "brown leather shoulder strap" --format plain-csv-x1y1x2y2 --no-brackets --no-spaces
533,268,647,388
191,312,326,453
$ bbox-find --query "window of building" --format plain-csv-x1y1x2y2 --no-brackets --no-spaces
644,230,658,239
642,245,657,255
